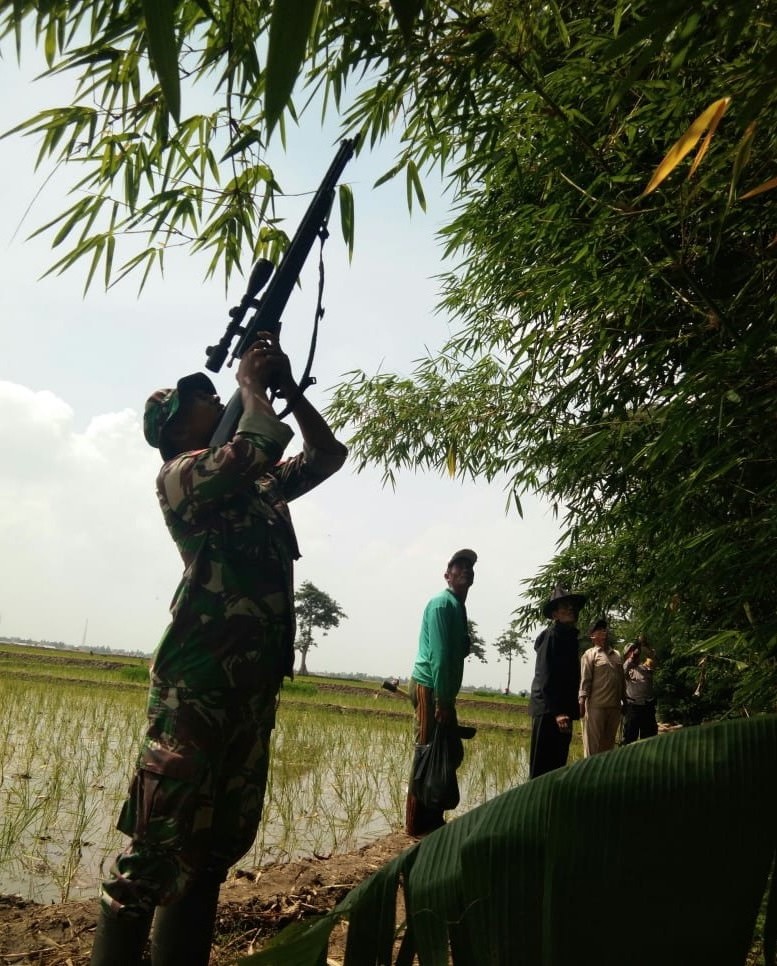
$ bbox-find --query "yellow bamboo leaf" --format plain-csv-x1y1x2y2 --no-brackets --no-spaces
688,100,730,178
446,444,457,478
739,175,777,201
728,122,757,206
642,96,731,196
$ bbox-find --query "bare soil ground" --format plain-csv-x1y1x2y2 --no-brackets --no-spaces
0,830,415,965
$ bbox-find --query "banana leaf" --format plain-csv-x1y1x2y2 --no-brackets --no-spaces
241,716,777,965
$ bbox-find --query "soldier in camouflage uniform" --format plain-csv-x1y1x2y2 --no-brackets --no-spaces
90,333,347,966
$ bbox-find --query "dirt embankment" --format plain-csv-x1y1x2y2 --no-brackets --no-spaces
0,832,414,965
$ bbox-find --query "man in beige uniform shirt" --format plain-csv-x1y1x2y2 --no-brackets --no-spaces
579,618,624,756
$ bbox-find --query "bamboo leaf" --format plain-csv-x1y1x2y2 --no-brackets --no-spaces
338,183,355,262
547,0,570,47
602,0,687,62
373,158,407,189
50,201,89,248
687,98,729,178
104,232,116,289
739,174,777,201
190,0,213,18
389,0,424,42
642,97,731,196
83,236,106,294
141,0,181,124
265,0,320,138
407,159,427,212
728,121,757,206
221,127,264,162
44,15,57,67
446,443,456,477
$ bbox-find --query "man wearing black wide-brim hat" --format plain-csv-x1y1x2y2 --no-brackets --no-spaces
528,583,587,778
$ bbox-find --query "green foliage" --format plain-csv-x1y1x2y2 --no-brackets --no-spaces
466,618,487,663
0,0,350,289
241,715,777,964
309,0,777,712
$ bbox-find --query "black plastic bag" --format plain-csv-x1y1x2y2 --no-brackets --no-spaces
411,725,463,811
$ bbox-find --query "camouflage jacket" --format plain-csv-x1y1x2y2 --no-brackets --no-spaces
151,408,347,690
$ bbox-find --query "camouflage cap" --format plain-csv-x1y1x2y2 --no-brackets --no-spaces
143,372,217,458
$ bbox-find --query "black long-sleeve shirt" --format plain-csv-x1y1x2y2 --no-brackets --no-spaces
528,622,581,719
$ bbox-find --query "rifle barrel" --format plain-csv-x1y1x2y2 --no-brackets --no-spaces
207,137,358,446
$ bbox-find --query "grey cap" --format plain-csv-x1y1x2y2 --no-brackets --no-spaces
447,548,478,567
588,617,608,634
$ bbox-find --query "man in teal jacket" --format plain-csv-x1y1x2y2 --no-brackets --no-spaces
405,548,476,836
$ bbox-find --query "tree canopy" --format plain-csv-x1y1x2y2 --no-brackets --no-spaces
320,0,777,711
294,580,347,675
494,624,528,693
3,0,776,711
466,619,487,664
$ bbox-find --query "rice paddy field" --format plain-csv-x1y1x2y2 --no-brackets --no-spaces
0,641,545,905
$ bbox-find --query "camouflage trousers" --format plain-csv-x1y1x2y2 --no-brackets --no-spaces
101,678,281,917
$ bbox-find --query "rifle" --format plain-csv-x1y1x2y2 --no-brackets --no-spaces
206,137,358,445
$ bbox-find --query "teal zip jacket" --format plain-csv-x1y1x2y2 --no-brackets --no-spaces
411,588,470,706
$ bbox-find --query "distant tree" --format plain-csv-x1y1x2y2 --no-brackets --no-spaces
467,619,488,664
294,581,347,675
494,625,528,695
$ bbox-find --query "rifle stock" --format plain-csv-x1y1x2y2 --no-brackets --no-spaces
207,137,357,446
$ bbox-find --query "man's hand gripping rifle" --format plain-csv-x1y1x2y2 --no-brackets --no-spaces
206,137,358,446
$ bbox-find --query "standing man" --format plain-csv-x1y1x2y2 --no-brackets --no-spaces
90,333,347,966
622,634,658,744
528,583,587,779
579,617,625,756
405,549,476,837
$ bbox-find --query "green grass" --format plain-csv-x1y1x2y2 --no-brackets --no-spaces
0,641,149,666
0,642,151,689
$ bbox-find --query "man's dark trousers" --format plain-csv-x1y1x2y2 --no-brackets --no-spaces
529,713,572,778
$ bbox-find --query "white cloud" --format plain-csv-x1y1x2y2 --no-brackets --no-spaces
0,379,554,691
0,382,176,649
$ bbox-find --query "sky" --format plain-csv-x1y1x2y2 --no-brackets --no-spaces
0,43,563,694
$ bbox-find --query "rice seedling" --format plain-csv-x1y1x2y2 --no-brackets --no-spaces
0,671,533,902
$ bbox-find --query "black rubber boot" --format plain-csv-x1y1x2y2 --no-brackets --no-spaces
150,876,221,966
90,905,153,966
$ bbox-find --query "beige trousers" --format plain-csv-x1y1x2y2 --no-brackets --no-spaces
582,706,621,756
